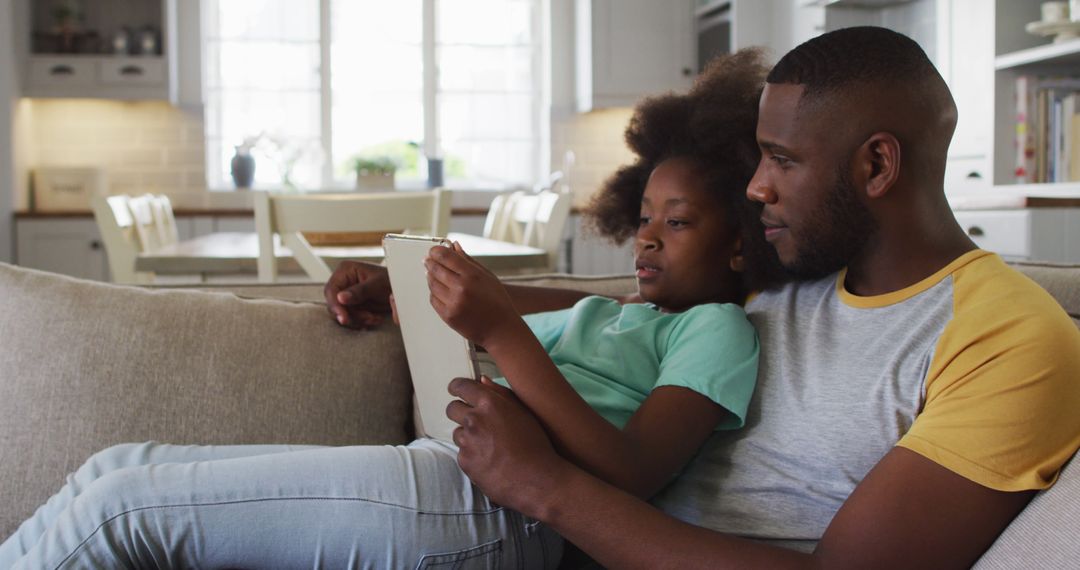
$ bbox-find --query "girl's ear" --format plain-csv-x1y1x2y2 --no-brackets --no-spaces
729,237,745,273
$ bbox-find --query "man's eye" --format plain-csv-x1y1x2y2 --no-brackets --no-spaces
771,155,791,167
666,219,688,228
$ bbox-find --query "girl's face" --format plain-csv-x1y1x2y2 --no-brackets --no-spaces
635,157,743,312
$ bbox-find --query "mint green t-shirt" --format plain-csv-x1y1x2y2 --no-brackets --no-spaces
516,295,759,430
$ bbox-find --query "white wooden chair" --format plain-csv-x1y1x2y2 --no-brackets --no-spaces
127,194,179,254
92,195,150,284
92,194,182,284
254,189,452,283
483,189,572,272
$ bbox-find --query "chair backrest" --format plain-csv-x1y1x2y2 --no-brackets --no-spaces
127,194,179,254
483,190,571,272
92,194,180,284
91,195,147,284
253,189,452,283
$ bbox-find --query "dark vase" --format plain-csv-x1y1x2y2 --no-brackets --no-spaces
231,151,255,189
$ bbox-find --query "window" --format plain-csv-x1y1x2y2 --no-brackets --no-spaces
204,0,545,191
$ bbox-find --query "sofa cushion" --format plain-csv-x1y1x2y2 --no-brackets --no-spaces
975,454,1080,568
0,263,413,539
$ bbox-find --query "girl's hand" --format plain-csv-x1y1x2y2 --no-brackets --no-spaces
425,242,521,347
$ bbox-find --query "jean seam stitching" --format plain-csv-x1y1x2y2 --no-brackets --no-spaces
54,497,506,570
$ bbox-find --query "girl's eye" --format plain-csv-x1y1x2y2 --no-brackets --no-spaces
666,219,688,228
639,216,651,226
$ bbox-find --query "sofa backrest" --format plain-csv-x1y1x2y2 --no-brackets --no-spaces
1009,261,1080,328
0,262,414,539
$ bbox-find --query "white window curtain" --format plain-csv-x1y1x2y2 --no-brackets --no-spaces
204,0,545,191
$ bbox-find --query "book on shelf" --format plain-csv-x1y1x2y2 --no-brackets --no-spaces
1014,74,1080,184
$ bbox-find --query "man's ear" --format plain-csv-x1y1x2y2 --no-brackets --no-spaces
857,132,901,199
729,237,745,273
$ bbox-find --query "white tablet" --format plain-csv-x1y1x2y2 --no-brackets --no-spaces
383,234,480,442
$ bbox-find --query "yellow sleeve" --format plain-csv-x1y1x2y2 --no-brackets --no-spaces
897,258,1080,492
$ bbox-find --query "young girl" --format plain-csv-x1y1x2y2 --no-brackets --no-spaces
0,49,782,570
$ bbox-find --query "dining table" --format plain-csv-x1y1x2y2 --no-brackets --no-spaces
135,232,550,277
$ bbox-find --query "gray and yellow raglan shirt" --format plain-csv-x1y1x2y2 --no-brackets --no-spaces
651,249,1080,549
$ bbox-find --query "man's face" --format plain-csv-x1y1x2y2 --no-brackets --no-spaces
747,83,877,279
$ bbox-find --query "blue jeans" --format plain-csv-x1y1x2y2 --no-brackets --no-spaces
0,440,562,569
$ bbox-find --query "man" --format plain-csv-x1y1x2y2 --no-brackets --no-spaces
327,27,1080,568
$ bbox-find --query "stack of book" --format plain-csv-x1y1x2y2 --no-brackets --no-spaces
1014,75,1080,184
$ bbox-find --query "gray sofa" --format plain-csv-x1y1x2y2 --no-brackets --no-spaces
0,261,1077,568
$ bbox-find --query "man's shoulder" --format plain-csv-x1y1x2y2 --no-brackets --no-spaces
949,252,1077,337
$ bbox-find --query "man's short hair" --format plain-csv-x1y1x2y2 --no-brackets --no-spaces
766,26,941,103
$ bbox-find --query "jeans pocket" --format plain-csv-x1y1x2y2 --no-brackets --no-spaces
415,538,503,570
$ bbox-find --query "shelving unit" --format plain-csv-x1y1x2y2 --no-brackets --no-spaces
991,1,1080,192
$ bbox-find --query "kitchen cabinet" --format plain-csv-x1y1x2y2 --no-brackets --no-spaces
939,0,994,189
15,218,109,281
20,0,180,102
574,0,696,111
953,208,1080,262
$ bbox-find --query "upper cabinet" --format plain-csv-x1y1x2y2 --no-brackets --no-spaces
574,0,696,112
20,0,182,103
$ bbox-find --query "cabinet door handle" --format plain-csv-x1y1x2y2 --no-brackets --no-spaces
120,65,144,76
682,67,693,76
49,65,75,76
90,240,102,251
966,171,983,179
966,226,985,237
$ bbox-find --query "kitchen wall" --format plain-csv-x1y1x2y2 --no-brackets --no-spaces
21,100,207,200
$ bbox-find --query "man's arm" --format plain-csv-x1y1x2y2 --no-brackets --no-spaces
448,379,1035,569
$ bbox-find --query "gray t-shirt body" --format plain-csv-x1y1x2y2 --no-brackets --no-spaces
650,271,953,549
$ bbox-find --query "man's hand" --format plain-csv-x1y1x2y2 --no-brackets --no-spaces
323,260,393,329
425,243,522,348
447,376,569,515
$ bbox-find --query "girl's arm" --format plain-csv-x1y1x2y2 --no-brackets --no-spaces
324,259,638,329
427,244,727,499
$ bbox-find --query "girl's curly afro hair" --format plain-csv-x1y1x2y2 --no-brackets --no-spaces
583,48,786,293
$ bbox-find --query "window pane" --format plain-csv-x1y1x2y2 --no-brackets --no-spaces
438,0,533,46
437,0,540,188
440,92,533,141
442,140,535,187
212,0,319,42
204,0,321,190
439,45,533,92
331,0,424,184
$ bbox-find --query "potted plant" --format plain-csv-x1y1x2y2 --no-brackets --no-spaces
350,155,398,191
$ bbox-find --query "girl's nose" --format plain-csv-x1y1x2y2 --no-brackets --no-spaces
635,229,659,253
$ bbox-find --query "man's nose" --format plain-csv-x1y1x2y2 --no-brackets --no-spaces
747,168,778,204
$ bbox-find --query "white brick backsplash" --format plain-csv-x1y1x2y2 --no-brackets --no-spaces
165,148,205,166
22,99,206,200
141,126,186,145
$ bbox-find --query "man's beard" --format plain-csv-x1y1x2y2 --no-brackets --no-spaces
783,167,877,280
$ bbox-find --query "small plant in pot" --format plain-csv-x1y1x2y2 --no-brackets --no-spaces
351,156,398,191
